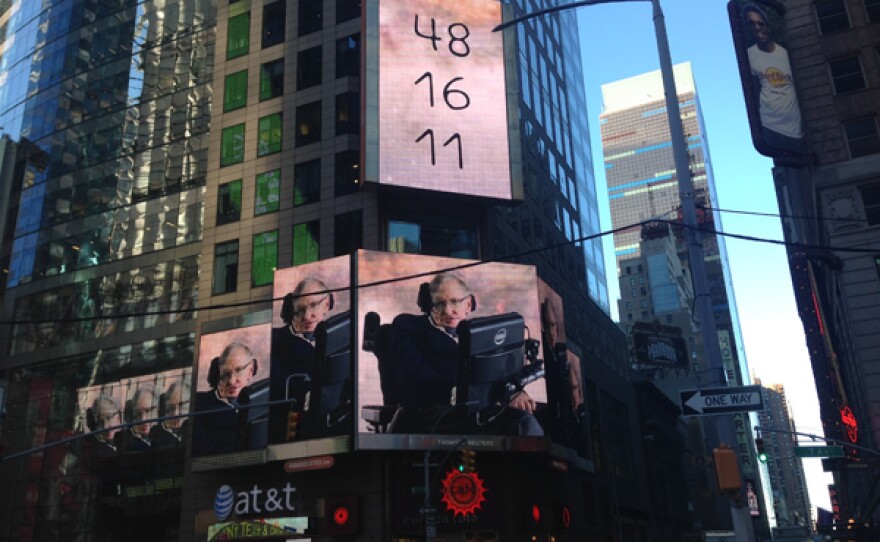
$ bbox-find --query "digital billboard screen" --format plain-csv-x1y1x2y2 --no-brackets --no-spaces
366,0,518,199
267,256,353,454
357,250,556,451
728,0,809,161
193,325,271,456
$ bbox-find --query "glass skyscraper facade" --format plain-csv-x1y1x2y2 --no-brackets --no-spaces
0,1,213,539
0,1,619,540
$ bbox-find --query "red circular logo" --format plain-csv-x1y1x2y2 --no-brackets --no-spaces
333,506,349,526
440,470,487,517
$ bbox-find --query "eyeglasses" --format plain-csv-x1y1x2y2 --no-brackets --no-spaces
96,410,121,427
293,295,329,318
431,295,470,312
164,402,188,415
219,359,255,382
133,405,156,420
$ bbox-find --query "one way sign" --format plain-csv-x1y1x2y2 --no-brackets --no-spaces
679,385,764,416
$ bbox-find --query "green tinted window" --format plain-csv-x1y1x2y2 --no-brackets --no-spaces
255,169,281,215
252,230,278,286
257,113,282,156
227,13,250,59
224,70,248,111
220,124,245,166
293,221,320,266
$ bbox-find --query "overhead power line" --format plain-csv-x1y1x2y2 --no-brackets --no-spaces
0,215,876,327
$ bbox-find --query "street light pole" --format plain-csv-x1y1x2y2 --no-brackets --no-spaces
496,2,755,540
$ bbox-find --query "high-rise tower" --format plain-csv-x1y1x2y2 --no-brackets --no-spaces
0,1,631,540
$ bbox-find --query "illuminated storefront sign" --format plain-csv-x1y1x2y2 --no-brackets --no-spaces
207,517,309,541
214,483,299,521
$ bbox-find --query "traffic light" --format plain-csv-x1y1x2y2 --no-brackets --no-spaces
713,444,742,493
460,448,476,473
755,438,768,463
286,411,299,441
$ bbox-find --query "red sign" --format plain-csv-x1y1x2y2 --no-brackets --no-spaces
440,470,487,517
840,406,858,443
284,455,335,472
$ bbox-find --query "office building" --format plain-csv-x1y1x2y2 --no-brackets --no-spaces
756,381,812,527
0,1,637,540
600,63,768,538
759,0,880,529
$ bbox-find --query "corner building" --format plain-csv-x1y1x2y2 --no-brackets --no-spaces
0,1,639,541
766,0,880,530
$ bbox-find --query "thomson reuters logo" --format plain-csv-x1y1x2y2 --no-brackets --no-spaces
215,485,234,521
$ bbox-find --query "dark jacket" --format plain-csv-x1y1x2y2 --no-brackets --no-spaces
191,390,237,455
391,313,458,409
268,326,315,443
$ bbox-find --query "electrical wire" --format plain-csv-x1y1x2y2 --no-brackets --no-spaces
1,215,877,326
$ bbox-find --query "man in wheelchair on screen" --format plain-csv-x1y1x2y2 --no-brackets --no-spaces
385,272,543,436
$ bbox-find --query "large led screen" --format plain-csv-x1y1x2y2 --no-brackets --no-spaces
268,256,353,454
193,325,271,456
356,251,552,450
371,0,515,199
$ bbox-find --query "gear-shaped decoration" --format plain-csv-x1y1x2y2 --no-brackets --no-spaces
440,469,487,517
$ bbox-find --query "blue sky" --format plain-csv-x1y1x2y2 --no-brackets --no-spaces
576,0,833,513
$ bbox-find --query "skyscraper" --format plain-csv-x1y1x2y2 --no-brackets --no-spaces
0,1,631,540
600,62,748,395
756,381,812,528
600,62,767,537
741,0,880,529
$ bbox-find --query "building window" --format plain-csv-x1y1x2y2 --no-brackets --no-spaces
221,123,245,166
299,0,323,36
257,113,282,156
335,92,359,136
337,0,361,23
252,230,278,287
335,210,363,256
262,1,285,48
867,0,880,23
217,180,242,225
625,301,632,310
336,34,360,78
843,117,880,158
389,221,421,253
829,55,866,94
255,169,281,215
297,46,323,90
293,221,321,266
860,184,880,225
294,159,321,206
213,240,239,294
335,150,359,196
386,215,477,258
815,0,850,34
227,12,250,59
260,59,284,101
296,101,322,146
224,70,248,111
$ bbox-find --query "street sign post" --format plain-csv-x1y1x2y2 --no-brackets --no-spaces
680,385,764,416
795,446,845,458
